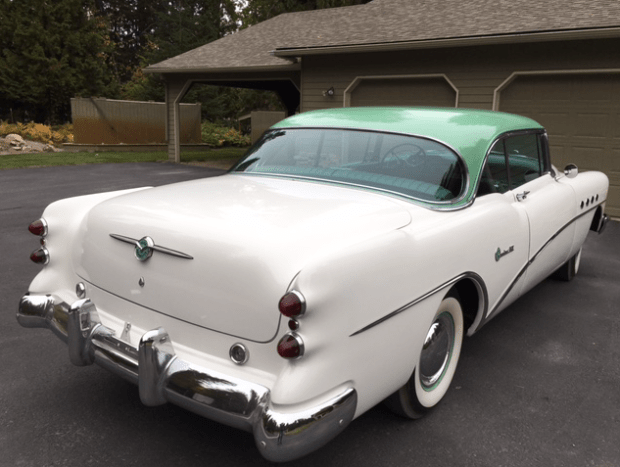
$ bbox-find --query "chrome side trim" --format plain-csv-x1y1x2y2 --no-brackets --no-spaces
351,201,602,337
350,272,487,337
480,203,604,326
17,294,357,462
109,234,194,260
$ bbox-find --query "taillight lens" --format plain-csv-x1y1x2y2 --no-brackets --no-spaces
28,219,47,237
30,247,49,265
277,333,304,359
278,291,305,318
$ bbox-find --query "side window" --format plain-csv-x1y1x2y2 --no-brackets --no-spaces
477,139,510,195
504,133,541,189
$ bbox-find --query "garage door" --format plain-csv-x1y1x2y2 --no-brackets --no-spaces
499,73,620,217
349,77,456,108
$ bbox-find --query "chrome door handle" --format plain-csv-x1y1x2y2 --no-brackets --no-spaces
516,191,530,202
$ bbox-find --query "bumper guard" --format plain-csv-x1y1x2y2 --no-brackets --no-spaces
17,294,357,462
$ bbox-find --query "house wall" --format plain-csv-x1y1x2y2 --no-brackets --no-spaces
301,39,620,112
300,38,620,217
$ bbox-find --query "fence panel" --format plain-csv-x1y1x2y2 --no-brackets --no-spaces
71,98,201,144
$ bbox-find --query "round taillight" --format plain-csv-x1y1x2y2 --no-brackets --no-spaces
30,247,49,265
278,291,306,318
277,333,304,359
28,219,47,237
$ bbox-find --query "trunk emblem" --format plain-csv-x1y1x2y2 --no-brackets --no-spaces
109,234,194,261
135,237,154,261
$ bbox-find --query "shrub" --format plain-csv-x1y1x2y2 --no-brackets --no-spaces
0,121,74,145
201,121,250,147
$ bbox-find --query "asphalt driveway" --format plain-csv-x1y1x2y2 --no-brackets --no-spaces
1,163,619,467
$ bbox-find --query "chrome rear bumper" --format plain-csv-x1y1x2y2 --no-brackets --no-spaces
17,294,357,462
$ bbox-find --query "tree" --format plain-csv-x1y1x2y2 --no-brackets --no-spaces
119,0,240,121
0,0,119,123
240,0,372,27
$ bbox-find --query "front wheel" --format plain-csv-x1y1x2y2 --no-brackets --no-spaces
385,294,464,419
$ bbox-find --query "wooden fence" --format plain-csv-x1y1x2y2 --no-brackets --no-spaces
71,98,201,144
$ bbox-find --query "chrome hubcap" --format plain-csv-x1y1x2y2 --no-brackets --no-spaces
419,312,455,390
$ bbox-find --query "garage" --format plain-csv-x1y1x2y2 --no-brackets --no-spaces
346,76,458,108
498,72,620,217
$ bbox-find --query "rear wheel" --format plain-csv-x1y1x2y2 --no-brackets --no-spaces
385,293,464,419
553,248,581,282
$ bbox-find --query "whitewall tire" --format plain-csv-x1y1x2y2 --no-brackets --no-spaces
386,294,464,419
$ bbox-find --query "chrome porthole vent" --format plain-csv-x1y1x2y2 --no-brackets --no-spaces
230,343,249,365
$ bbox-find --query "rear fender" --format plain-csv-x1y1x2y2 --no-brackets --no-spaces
27,188,151,297
270,229,445,415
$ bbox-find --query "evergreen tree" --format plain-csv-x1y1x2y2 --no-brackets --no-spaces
120,0,240,121
240,0,372,27
0,0,118,123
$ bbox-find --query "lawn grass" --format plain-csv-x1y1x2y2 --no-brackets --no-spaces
0,146,249,170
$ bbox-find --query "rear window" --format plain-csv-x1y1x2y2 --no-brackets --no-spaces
232,129,466,203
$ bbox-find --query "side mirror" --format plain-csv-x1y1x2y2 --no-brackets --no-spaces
564,164,578,179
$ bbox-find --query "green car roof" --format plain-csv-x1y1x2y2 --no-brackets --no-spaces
272,107,544,207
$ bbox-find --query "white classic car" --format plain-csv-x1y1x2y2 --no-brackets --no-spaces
18,108,609,461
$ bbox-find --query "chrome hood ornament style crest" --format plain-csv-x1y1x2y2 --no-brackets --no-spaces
109,234,193,261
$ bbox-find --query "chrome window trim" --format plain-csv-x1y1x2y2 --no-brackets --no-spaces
472,129,551,201
233,127,470,210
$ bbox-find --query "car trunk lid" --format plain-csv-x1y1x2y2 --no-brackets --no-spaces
74,175,412,342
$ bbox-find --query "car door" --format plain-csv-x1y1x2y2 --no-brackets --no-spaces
501,132,577,294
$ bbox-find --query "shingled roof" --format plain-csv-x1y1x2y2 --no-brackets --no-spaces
145,0,620,74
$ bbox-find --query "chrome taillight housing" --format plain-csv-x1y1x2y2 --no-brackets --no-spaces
30,247,49,265
277,290,306,359
278,290,306,318
277,333,304,359
29,218,49,265
28,218,48,237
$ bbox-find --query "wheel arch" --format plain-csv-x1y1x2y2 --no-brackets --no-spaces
448,274,488,337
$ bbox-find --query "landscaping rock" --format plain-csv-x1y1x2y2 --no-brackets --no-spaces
0,136,62,155
5,134,25,145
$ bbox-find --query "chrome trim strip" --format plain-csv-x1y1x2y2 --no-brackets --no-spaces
471,129,550,202
17,294,357,462
109,234,194,260
351,203,602,337
481,203,604,325
350,272,487,337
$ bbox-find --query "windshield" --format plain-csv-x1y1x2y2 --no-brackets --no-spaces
232,128,466,203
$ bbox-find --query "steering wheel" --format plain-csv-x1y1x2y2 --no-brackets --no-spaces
382,143,426,168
